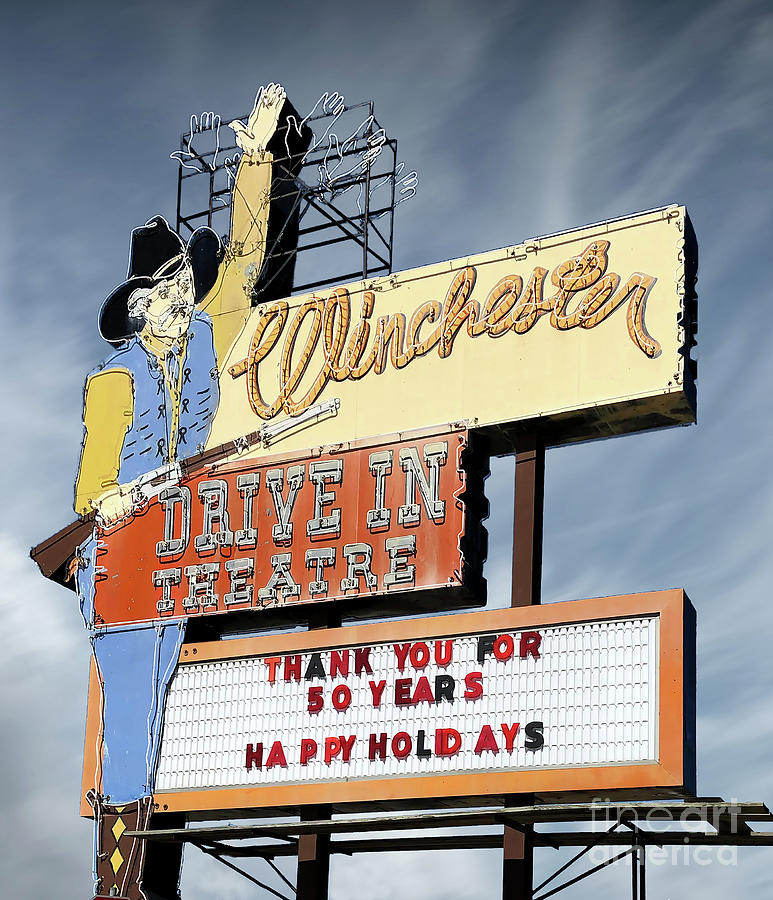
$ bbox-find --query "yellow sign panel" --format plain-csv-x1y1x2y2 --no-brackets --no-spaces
211,204,696,457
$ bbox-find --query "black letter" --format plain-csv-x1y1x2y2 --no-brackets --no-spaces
524,721,544,751
477,634,495,664
305,652,327,680
415,729,432,759
435,674,455,703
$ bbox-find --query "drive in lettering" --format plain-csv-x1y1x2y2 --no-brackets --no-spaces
92,429,487,626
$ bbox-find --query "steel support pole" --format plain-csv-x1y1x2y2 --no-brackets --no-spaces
504,434,544,899
511,434,545,608
142,811,185,900
503,795,535,899
297,804,332,900
637,836,646,900
296,609,339,900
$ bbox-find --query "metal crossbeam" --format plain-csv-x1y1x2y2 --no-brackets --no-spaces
536,832,773,846
129,801,772,843
150,828,773,860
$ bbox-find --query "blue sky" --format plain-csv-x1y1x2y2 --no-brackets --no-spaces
1,0,772,896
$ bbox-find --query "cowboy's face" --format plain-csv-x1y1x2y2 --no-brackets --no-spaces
142,262,195,341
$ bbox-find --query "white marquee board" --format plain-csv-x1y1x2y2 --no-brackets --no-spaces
156,616,658,792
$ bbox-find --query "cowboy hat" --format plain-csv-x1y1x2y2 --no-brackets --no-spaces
99,216,223,345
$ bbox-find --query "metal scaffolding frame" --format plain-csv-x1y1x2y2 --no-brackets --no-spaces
174,99,400,298
130,799,773,899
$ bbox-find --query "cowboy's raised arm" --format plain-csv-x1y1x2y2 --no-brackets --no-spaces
201,84,287,362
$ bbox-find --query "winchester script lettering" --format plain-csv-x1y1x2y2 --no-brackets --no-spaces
238,239,659,420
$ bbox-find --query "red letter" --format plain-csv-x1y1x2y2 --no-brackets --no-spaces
330,649,349,678
434,640,453,667
500,723,520,752
264,657,281,684
394,677,412,706
520,631,541,659
493,634,514,661
354,647,373,675
435,728,462,757
265,741,287,768
474,725,499,755
245,742,263,770
392,732,412,759
340,735,356,762
369,680,387,707
411,675,435,704
300,738,318,765
332,684,352,711
463,671,483,700
369,733,387,761
284,654,302,681
409,641,430,669
308,685,324,713
393,643,411,671
324,737,342,764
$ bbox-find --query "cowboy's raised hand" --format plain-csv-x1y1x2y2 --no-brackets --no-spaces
229,83,286,154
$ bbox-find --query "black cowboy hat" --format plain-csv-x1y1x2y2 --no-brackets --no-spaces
99,216,223,345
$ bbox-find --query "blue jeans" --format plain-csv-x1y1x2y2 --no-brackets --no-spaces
78,531,186,805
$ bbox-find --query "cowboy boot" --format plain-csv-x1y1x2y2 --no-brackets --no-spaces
90,792,153,900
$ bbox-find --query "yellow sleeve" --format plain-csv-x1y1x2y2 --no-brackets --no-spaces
201,150,275,362
74,369,134,516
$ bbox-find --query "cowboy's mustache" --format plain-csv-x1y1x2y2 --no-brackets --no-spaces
156,294,195,328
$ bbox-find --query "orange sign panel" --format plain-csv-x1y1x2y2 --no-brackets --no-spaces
92,427,487,628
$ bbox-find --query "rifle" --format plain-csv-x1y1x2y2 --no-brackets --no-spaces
30,398,341,586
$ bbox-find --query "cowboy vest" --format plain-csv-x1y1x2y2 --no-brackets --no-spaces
91,311,220,483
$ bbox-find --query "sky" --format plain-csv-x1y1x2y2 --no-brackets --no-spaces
1,0,772,897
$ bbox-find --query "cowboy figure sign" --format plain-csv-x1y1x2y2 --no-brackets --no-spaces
74,84,297,900
75,83,291,523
